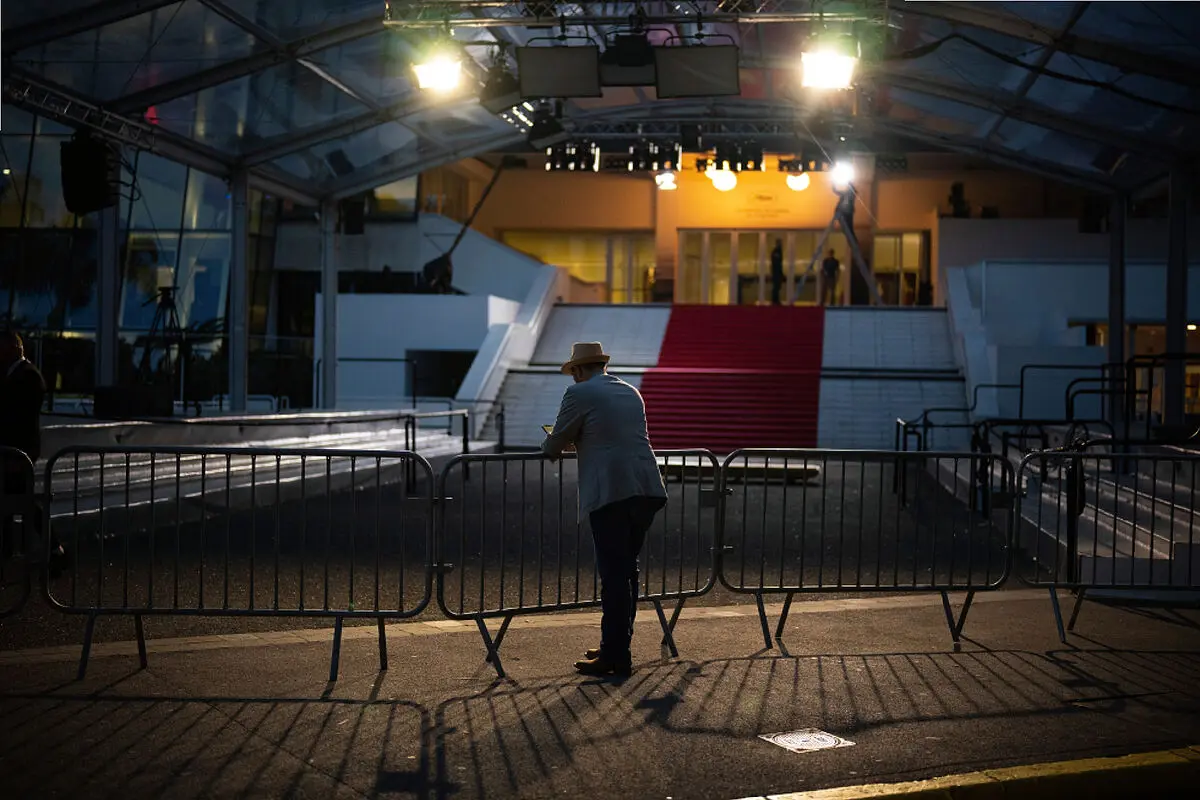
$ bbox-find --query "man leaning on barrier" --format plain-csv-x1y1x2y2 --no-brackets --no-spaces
542,342,668,678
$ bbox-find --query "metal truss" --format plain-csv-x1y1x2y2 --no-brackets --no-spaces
572,119,806,139
384,0,883,28
3,71,320,206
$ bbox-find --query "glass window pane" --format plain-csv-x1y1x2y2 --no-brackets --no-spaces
873,235,898,271
8,230,75,327
272,122,416,183
24,136,73,228
177,233,230,329
502,232,608,286
122,233,179,330
901,233,923,271
1,135,33,227
183,168,231,230
302,30,414,102
130,152,187,232
221,0,380,40
679,231,702,304
62,230,100,329
371,176,418,217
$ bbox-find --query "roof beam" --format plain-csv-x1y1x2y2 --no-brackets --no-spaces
898,1,1200,90
3,0,179,51
109,14,381,115
323,131,526,201
238,92,479,167
871,118,1117,194
877,73,1182,162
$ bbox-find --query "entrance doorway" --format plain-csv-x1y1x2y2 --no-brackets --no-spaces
677,229,851,305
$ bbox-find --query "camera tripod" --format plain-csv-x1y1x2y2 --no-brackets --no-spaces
137,287,185,393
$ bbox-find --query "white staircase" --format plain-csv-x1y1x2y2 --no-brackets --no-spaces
819,309,969,450
480,305,670,447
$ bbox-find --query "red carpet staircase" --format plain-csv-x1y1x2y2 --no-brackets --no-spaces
639,305,825,453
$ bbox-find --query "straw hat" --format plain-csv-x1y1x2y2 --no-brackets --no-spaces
561,342,611,374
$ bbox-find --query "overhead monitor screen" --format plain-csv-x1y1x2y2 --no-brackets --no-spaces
517,46,603,98
654,45,741,98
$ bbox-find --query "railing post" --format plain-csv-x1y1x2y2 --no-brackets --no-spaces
461,413,470,481
497,404,507,454
1064,456,1084,584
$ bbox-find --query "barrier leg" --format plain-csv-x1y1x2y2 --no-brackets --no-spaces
329,616,345,683
651,599,681,658
377,617,388,672
477,615,512,678
134,614,148,670
939,590,975,652
1067,588,1087,633
77,612,97,681
754,592,773,650
775,592,795,641
1048,587,1067,644
658,598,686,651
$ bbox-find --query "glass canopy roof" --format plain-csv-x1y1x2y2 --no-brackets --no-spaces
4,1,1199,205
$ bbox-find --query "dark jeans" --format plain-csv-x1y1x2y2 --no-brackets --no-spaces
770,272,784,305
588,495,666,664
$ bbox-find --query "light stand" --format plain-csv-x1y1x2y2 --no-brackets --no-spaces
137,286,186,402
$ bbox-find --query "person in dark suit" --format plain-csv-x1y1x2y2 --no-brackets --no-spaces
770,239,785,305
0,331,67,575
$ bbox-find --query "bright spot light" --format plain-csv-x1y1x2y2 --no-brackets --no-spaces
1190,324,1197,332
709,169,737,192
413,55,462,92
801,50,857,90
654,172,677,191
786,173,811,192
831,161,855,189
1,168,10,176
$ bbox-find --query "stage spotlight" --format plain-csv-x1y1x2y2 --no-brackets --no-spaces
801,34,859,90
412,44,462,92
709,169,737,192
654,171,677,190
831,161,855,189
786,173,811,191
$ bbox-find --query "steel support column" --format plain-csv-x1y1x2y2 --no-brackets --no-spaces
320,201,339,410
1164,171,1190,427
227,172,250,412
95,205,121,387
1108,193,1126,430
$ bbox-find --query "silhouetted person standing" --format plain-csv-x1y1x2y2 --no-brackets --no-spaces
0,331,68,575
543,342,667,677
820,249,840,306
770,239,785,305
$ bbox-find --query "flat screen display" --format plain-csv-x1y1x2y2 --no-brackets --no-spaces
517,46,603,98
654,45,741,98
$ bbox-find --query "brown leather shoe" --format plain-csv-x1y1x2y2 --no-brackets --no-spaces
574,656,632,677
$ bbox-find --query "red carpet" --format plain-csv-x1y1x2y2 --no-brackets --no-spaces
639,305,825,453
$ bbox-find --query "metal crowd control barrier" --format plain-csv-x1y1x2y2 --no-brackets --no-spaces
435,449,721,677
1,447,36,619
718,449,1014,652
1015,446,1200,643
44,446,435,681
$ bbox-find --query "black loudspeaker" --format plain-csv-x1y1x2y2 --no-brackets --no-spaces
60,133,120,215
93,385,174,420
340,198,365,235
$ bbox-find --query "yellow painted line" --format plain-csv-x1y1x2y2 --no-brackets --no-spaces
0,590,1047,666
735,747,1200,800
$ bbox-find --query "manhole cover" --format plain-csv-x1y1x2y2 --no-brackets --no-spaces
759,729,855,753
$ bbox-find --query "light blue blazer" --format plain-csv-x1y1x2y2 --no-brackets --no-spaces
541,373,667,517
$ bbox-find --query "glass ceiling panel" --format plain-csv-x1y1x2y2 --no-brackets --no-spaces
307,30,416,103
11,2,268,102
886,87,1001,138
404,103,514,143
996,1,1086,31
219,0,381,41
153,59,369,152
1024,53,1197,139
1071,3,1200,64
5,2,102,30
889,18,1048,94
884,99,987,139
269,122,418,183
993,119,1105,176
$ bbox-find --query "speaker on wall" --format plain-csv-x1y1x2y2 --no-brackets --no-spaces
60,132,120,216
